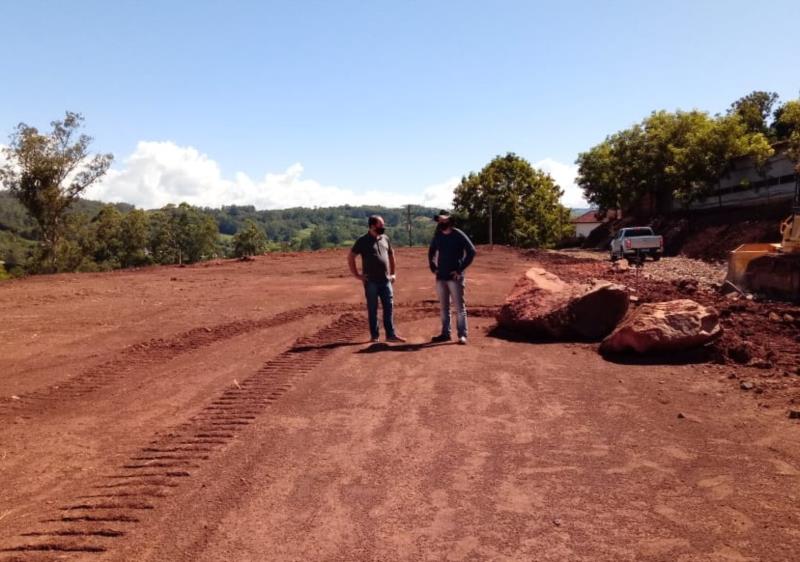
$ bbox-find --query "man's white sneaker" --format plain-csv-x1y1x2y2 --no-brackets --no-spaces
458,336,467,345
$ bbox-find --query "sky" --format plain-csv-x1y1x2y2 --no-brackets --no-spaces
1,0,799,210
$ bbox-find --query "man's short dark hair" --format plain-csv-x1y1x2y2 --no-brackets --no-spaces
368,215,382,227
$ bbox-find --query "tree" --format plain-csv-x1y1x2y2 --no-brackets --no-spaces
729,91,780,136
670,113,773,203
54,212,97,272
453,153,571,248
149,203,219,264
120,209,150,267
174,204,219,263
577,124,652,212
232,219,267,258
0,112,113,271
576,105,775,213
308,225,326,250
92,205,123,267
149,206,180,264
776,100,800,170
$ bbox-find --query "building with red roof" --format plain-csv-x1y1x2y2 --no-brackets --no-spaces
571,210,604,238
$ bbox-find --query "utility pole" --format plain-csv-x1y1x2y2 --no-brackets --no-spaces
406,204,413,247
488,197,493,250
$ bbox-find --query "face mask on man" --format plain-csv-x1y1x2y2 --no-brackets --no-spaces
375,226,386,235
436,221,450,232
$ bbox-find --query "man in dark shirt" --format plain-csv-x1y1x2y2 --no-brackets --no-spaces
428,211,477,344
348,215,406,343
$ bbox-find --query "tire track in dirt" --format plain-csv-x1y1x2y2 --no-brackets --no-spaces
0,304,497,559
0,302,496,420
0,313,365,560
0,303,361,418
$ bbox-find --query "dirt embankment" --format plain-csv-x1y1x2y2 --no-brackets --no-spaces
583,201,790,261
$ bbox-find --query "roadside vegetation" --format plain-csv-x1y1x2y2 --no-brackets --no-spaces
576,91,800,214
0,190,445,276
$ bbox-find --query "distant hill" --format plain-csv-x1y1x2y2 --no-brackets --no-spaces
205,204,440,249
0,190,442,270
0,190,134,239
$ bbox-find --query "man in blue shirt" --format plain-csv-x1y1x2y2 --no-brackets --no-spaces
428,211,477,344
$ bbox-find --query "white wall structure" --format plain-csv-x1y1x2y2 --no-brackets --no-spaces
572,211,603,237
690,149,797,211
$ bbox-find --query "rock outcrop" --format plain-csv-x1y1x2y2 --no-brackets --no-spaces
600,299,721,354
498,267,629,340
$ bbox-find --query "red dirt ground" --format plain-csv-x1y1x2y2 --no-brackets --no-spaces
1,247,800,561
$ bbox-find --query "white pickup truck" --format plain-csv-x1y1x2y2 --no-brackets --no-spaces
609,227,663,263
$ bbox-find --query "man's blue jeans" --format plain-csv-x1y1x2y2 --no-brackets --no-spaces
436,277,467,338
364,279,397,339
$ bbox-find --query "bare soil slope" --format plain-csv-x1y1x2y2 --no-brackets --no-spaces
1,247,799,561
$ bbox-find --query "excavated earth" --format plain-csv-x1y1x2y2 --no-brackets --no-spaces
539,250,800,402
1,246,800,562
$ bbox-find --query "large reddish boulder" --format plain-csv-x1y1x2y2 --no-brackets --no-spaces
498,267,629,340
600,299,721,354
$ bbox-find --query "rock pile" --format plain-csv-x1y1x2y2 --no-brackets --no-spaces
599,299,722,354
497,267,629,340
498,266,724,355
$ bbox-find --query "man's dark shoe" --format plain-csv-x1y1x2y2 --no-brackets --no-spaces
430,334,451,343
386,335,407,343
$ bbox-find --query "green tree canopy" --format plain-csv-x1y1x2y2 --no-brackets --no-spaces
119,209,150,267
728,91,780,136
776,100,800,170
453,153,571,248
0,112,112,271
54,212,96,273
576,107,774,213
149,203,219,265
232,219,267,258
92,205,123,267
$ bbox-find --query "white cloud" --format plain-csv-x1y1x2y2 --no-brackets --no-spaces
86,141,429,210
534,157,588,209
81,141,586,211
0,144,10,171
0,144,23,184
421,176,459,211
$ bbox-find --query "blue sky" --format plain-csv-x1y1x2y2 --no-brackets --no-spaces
1,0,798,209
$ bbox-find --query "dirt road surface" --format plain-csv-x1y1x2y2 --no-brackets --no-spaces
1,247,799,561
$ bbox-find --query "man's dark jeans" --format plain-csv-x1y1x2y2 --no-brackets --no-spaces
364,279,397,339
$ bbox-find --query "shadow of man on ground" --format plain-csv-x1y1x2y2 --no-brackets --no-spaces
356,341,454,353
